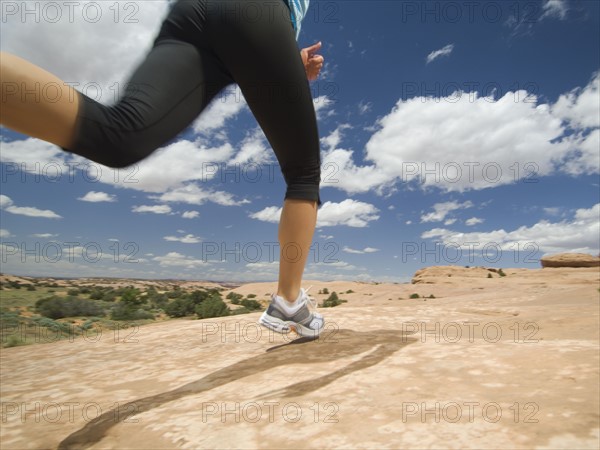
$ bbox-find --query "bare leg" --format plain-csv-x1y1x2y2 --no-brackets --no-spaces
276,199,318,302
0,51,80,148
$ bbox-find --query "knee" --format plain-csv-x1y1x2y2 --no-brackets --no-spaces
67,134,154,169
282,165,321,204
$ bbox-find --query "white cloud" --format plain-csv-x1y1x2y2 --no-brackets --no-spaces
164,234,201,244
541,0,569,20
182,211,200,219
552,73,600,175
358,101,372,115
543,207,561,216
1,1,171,103
343,246,380,254
313,95,336,120
317,200,380,228
152,184,248,207
422,204,600,255
320,124,352,151
552,72,599,129
444,219,457,226
250,199,379,228
228,128,272,166
152,252,208,268
249,206,282,223
426,44,454,64
0,195,13,209
465,217,484,226
421,201,473,223
192,86,247,135
132,205,172,215
78,191,116,202
364,90,568,192
0,138,69,174
32,233,59,238
0,229,12,238
0,195,62,219
95,140,236,194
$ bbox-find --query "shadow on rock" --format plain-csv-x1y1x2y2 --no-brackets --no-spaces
58,329,417,449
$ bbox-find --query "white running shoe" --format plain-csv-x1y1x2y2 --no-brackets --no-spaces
259,287,325,338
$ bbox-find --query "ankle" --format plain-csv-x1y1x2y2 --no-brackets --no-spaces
276,289,301,304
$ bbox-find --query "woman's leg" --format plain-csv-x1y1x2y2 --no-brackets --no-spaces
277,199,318,302
0,52,80,148
206,0,322,303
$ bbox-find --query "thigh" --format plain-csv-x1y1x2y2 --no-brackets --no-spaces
205,0,321,177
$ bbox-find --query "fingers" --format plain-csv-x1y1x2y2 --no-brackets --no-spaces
307,41,322,56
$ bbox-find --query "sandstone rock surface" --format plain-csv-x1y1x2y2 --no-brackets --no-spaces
1,267,599,449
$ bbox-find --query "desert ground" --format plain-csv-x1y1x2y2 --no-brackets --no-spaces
1,265,599,449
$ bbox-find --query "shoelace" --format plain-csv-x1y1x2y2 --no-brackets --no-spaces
303,285,318,311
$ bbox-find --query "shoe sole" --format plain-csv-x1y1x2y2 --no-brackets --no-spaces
259,311,323,338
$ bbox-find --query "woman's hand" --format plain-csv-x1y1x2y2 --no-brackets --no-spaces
300,41,324,81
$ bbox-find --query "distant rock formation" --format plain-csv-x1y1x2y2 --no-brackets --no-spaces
411,265,499,284
540,253,600,268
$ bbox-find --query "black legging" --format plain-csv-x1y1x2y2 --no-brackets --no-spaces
63,0,321,205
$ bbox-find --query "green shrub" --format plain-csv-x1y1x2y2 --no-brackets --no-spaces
409,293,420,299
35,296,105,319
226,292,243,303
164,298,195,318
498,269,506,277
196,297,230,319
4,335,21,348
26,285,36,291
487,273,493,278
240,299,262,311
89,289,105,300
322,292,346,308
110,303,154,321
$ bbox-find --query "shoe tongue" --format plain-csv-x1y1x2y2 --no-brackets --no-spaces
275,293,303,313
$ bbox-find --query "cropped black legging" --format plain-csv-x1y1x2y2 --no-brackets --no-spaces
62,0,321,205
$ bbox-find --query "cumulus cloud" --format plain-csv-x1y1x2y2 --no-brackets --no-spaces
318,73,598,197
0,229,12,238
1,1,172,102
164,234,201,244
313,95,336,120
317,200,380,228
193,86,248,135
343,246,380,254
421,201,474,223
250,199,379,228
227,128,272,166
0,195,62,219
426,44,455,64
152,252,208,268
465,217,485,226
78,191,116,202
151,183,248,207
132,204,172,214
182,211,200,219
0,138,71,174
541,0,569,20
422,203,600,255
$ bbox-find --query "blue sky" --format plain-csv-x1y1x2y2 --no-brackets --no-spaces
1,0,599,282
